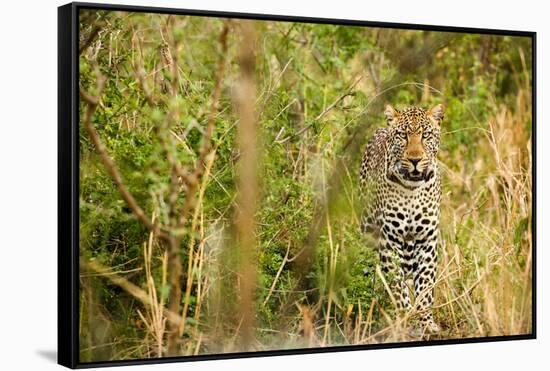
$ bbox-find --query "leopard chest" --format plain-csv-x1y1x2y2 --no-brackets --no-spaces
375,176,440,243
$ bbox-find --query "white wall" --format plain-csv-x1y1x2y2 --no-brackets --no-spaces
0,0,544,369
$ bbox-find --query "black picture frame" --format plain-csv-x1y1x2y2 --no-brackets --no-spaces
58,2,537,368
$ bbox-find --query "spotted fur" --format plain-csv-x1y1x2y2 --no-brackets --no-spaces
360,104,445,333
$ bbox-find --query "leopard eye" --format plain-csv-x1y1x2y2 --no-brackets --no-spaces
422,131,431,139
398,131,407,140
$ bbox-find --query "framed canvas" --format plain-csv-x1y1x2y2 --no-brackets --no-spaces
58,2,536,368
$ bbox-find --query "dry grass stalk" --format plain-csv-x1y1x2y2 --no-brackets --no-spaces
233,19,260,351
178,149,217,339
81,258,182,327
137,216,168,357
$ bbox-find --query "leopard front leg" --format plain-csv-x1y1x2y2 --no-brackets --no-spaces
378,230,412,313
413,235,440,333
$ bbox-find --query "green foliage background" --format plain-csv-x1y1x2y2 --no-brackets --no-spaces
79,10,533,361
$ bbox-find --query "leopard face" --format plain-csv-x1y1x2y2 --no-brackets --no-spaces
384,104,444,189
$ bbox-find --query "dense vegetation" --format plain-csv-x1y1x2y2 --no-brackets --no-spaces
78,10,533,362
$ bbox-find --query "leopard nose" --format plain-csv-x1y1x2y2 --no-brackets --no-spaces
409,158,421,169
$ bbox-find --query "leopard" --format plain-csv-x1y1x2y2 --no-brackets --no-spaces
359,103,445,334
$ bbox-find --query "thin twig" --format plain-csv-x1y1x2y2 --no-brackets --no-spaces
276,75,363,144
262,242,291,307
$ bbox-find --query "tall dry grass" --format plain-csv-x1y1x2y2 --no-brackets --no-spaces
436,87,532,338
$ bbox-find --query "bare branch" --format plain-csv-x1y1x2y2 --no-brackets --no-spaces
80,73,170,241
80,26,101,55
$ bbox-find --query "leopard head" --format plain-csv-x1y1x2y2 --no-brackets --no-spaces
384,104,444,188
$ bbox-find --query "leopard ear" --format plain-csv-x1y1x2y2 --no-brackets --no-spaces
428,104,445,126
384,104,399,125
